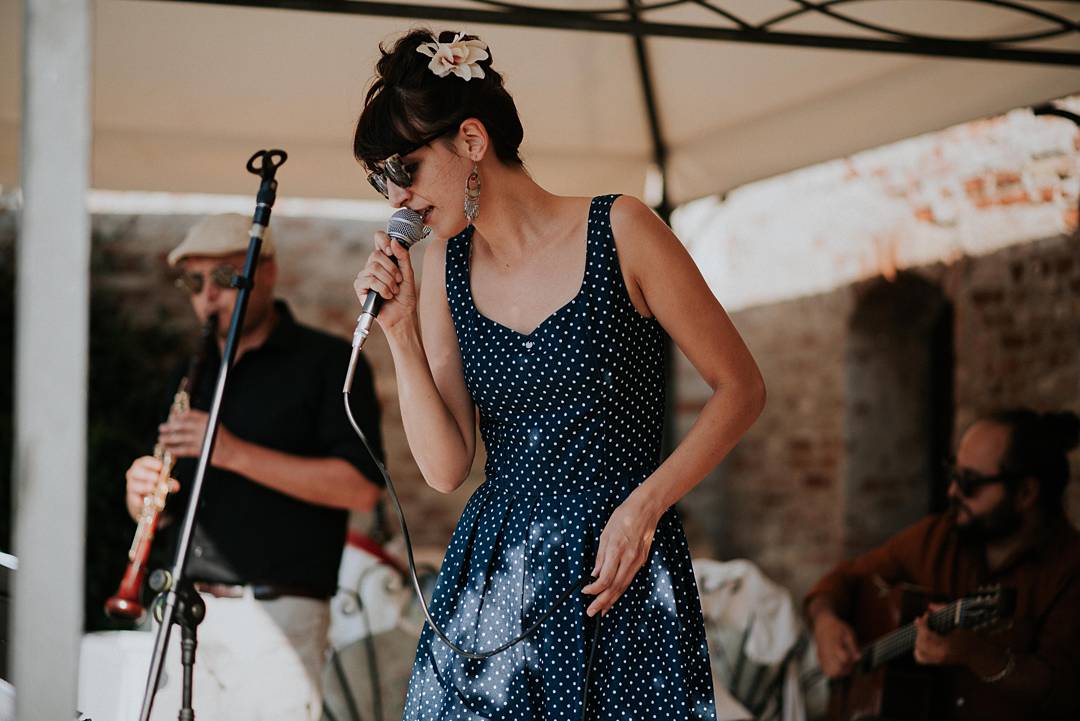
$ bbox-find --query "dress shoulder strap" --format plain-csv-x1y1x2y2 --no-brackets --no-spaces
443,224,475,330
443,225,474,300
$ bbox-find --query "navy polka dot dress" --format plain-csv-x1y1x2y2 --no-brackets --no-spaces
402,195,717,720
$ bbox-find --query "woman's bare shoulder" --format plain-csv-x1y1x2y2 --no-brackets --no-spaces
608,194,683,263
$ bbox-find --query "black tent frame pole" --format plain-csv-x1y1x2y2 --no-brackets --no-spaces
624,0,679,456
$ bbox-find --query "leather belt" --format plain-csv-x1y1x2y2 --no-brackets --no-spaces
193,582,327,601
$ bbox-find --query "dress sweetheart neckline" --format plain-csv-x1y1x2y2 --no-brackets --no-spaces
462,197,597,339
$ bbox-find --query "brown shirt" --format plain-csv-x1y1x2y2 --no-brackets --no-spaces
806,513,1080,721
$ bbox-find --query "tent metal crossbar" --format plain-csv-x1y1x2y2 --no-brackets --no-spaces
162,0,1080,66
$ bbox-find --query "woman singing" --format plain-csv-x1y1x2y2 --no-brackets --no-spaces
352,29,765,721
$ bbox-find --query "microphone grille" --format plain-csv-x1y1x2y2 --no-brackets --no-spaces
387,208,428,249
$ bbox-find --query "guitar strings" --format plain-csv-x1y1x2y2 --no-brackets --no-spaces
868,604,956,666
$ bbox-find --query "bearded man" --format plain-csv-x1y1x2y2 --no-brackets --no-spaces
805,409,1080,721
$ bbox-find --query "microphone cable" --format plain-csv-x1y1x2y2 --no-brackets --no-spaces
342,392,603,717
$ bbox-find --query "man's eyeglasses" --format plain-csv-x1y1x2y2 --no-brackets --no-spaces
175,264,238,295
945,460,1019,497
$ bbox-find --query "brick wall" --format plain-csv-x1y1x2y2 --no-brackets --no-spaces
675,287,853,595
672,99,1080,600
952,233,1080,516
675,232,1080,601
675,99,1080,314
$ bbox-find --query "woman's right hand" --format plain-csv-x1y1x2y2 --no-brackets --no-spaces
353,230,418,332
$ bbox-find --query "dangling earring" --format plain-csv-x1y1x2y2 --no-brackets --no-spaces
464,163,481,224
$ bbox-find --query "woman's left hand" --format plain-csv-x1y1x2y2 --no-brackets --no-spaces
582,492,664,617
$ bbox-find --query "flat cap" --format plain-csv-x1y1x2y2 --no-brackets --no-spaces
167,213,275,267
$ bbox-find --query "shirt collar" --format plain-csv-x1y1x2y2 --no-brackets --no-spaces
211,299,297,358
260,300,300,352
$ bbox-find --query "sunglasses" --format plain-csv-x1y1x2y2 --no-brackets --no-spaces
945,460,1019,497
367,153,416,199
365,125,457,199
175,264,238,295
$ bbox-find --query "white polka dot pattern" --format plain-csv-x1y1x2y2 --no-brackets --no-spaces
402,195,718,720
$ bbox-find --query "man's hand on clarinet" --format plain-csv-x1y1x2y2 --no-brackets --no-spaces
124,456,180,522
158,409,240,469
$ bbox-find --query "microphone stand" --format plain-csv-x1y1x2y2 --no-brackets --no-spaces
137,149,287,721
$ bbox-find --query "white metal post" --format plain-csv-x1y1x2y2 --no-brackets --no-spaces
14,1,91,718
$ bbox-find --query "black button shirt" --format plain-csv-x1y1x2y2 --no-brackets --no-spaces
164,301,383,598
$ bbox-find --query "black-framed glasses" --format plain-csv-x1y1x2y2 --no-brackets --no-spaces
944,459,1019,497
365,124,458,199
175,264,238,295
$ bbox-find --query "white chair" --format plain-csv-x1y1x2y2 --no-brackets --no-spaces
694,558,810,721
321,533,439,721
77,629,155,721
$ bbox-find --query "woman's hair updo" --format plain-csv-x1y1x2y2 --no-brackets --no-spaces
985,408,1080,514
354,29,524,171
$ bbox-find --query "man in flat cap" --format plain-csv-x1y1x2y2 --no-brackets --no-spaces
124,213,384,720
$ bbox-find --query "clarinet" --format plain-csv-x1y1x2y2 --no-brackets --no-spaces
105,315,217,621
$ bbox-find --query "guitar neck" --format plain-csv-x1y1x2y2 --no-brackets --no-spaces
862,602,959,669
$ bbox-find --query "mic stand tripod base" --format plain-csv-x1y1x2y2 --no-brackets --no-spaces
150,573,206,721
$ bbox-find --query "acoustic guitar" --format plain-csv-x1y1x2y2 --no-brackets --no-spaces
822,581,1015,721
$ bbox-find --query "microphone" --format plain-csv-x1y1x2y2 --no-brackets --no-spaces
343,208,428,392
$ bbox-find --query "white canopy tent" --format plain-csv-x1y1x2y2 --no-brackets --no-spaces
3,1,1080,208
4,2,1079,719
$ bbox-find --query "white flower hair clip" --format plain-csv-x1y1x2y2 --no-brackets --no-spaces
416,33,489,81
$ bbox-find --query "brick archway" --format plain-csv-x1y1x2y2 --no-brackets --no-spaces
843,272,954,556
